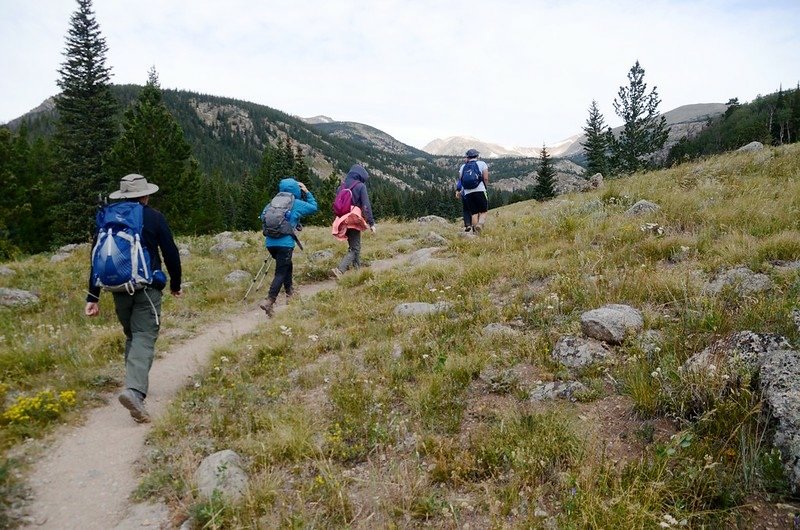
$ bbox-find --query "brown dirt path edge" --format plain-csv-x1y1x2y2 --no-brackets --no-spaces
23,254,412,529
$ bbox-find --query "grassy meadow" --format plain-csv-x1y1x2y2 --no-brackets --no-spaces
3,143,800,527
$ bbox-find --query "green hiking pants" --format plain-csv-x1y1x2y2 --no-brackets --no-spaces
113,287,162,396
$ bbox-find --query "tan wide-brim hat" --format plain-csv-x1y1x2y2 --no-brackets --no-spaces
109,173,160,199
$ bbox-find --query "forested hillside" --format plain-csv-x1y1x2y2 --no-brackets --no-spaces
1,84,557,258
667,86,800,164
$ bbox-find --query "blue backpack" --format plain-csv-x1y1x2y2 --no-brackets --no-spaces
90,202,154,293
460,160,483,190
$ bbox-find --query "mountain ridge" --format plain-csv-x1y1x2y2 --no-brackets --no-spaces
423,103,729,159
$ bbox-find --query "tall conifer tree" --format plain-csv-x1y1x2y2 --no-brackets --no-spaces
53,0,119,243
581,100,611,177
534,145,556,201
608,61,669,174
105,67,201,233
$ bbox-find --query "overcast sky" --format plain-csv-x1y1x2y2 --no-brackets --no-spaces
1,0,798,149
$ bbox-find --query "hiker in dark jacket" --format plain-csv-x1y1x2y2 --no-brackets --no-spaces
258,177,318,317
331,164,375,278
84,173,182,424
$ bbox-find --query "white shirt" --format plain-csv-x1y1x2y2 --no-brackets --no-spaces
458,160,489,194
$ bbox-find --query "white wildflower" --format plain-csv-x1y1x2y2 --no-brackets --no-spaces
308,334,319,342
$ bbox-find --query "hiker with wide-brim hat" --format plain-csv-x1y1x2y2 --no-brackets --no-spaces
85,173,182,424
108,173,160,199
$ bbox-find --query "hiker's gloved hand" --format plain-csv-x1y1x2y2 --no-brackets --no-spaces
370,224,377,234
85,302,99,317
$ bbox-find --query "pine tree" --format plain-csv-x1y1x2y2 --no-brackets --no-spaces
533,145,556,201
0,126,57,257
53,0,119,243
791,84,800,143
609,61,670,174
581,100,611,177
104,67,201,233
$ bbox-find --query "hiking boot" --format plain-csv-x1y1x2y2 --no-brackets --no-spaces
472,225,482,235
464,226,472,232
331,268,343,280
118,389,151,424
259,297,276,317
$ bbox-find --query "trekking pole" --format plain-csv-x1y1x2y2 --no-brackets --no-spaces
242,259,270,301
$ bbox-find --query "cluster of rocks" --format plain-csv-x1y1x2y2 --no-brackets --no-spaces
682,331,800,493
550,304,644,372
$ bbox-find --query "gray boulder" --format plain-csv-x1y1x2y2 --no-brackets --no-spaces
759,348,800,493
682,332,800,493
704,267,773,296
393,301,452,317
587,173,603,190
0,287,39,307
178,244,191,257
392,238,417,249
551,335,612,369
417,215,450,224
580,304,644,344
683,331,790,374
625,200,660,216
57,243,80,254
195,450,249,502
310,249,334,261
529,381,588,402
737,141,764,152
50,243,82,263
482,323,519,336
407,247,443,267
210,238,245,254
638,330,664,356
425,232,449,246
224,270,251,283
0,266,15,276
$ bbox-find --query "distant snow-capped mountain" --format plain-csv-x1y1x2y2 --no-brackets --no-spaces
422,134,581,159
423,103,728,159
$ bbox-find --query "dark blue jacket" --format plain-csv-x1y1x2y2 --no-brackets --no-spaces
338,164,374,226
263,178,318,248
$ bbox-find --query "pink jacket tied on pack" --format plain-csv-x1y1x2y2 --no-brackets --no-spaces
331,206,369,240
331,164,373,240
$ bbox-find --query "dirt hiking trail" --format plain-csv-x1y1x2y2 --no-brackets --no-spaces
23,254,410,529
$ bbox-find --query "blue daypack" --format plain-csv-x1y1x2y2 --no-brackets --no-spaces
90,202,154,293
460,160,483,189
